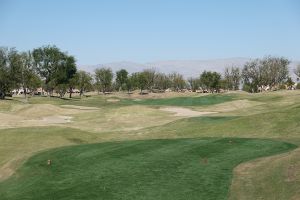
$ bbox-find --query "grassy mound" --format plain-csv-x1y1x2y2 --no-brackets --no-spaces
125,95,234,106
0,138,295,200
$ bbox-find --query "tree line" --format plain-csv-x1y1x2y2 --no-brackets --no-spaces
1,45,299,99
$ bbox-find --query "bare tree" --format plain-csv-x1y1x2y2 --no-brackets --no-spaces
224,66,241,90
242,56,290,92
294,64,300,81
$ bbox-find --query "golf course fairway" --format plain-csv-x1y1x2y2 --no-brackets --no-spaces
0,138,296,200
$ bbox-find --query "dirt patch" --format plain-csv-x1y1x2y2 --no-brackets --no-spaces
160,107,217,117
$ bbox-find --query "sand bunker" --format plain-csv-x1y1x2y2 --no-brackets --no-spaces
106,99,120,102
41,115,72,123
23,115,73,125
61,105,100,110
160,107,217,117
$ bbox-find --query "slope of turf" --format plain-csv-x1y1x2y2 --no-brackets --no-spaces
123,95,234,107
0,138,296,200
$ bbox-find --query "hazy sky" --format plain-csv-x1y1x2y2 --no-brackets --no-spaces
1,0,299,64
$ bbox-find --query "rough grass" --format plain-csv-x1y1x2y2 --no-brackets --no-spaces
122,94,234,107
229,147,300,200
0,138,296,200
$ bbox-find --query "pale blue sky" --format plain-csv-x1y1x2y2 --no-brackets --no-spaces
1,0,299,64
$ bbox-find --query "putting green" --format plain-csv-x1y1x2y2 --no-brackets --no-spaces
0,138,296,200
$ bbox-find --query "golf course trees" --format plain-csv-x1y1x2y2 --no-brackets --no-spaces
0,48,42,99
295,64,300,81
200,71,222,93
116,69,128,91
50,54,77,98
16,51,41,99
188,77,200,92
285,77,295,89
60,55,77,98
0,47,15,99
95,67,113,93
242,56,290,92
168,72,186,91
142,68,156,90
76,70,93,97
32,45,77,97
154,72,172,90
224,66,241,90
135,72,148,94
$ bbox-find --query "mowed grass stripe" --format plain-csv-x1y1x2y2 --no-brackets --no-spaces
0,138,296,200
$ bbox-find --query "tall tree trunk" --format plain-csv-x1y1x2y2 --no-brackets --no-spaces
80,88,83,98
0,90,5,99
69,87,72,98
23,87,27,100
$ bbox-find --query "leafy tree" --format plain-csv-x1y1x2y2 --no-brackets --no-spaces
52,55,77,98
241,59,261,92
32,45,77,97
137,72,148,93
116,69,128,91
0,47,38,99
94,67,113,93
76,70,93,97
125,74,135,93
169,72,186,91
200,71,221,93
32,45,63,95
17,51,42,98
129,72,148,94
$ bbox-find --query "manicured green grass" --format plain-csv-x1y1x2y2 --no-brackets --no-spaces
123,95,234,107
141,104,300,139
0,138,296,200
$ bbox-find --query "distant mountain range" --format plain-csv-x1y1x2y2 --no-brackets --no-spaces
79,58,299,79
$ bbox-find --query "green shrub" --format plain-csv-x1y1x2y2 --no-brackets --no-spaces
279,84,286,90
